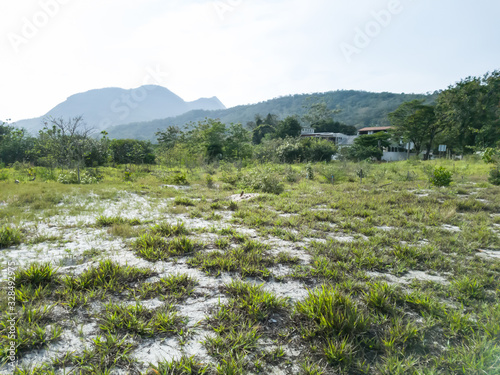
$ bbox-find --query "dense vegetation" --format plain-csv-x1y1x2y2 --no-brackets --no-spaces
104,90,433,141
3,71,498,174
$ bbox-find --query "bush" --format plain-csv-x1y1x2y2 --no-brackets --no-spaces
488,167,500,185
220,171,240,186
305,164,314,180
284,165,300,183
341,145,382,161
0,169,9,181
240,167,284,194
57,170,99,184
170,173,188,186
206,174,214,188
0,225,22,249
429,166,453,187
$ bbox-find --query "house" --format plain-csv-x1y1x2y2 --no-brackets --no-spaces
357,126,393,135
301,126,420,161
300,129,356,146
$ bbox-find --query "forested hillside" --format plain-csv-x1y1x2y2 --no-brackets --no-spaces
106,90,434,141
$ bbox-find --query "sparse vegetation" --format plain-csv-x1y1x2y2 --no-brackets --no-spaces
1,158,499,374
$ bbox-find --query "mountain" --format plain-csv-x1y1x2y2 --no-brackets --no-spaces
14,85,226,134
105,90,436,141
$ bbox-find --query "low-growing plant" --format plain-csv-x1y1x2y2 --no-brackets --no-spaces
429,166,453,187
0,224,22,248
296,285,370,338
100,302,181,337
174,197,196,206
95,216,141,227
206,174,214,188
488,166,500,185
171,173,189,185
15,263,58,288
57,170,99,184
151,355,209,374
151,221,189,237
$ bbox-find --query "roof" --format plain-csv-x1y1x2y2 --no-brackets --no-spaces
301,132,350,138
358,126,393,132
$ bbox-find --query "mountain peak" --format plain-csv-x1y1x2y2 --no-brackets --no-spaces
14,86,225,133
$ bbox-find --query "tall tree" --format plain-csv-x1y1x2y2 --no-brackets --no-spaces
32,116,95,168
435,71,500,153
346,132,391,161
0,123,34,164
252,124,275,145
156,126,181,150
275,116,302,139
388,100,440,159
302,99,341,128
224,123,252,160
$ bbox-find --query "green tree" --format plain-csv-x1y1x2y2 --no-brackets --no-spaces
32,116,94,168
185,119,226,160
302,100,341,128
252,124,275,145
388,100,440,160
275,116,302,139
345,133,391,161
110,139,155,164
313,120,357,135
156,126,181,150
435,71,500,153
224,123,252,160
84,131,111,167
0,123,34,164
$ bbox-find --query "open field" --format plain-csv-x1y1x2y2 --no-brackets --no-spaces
1,159,499,374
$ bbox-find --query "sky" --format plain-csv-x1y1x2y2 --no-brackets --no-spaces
0,0,499,122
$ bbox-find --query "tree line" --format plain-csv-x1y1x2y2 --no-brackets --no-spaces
1,70,498,168
388,71,499,159
0,116,155,167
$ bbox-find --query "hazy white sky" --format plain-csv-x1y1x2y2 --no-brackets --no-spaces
1,0,499,121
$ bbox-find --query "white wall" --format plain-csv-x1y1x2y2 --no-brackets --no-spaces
382,151,418,162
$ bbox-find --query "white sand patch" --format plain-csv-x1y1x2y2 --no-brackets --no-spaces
476,248,500,259
229,193,260,201
367,270,449,285
441,224,461,232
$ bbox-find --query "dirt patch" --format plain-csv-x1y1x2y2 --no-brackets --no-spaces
229,193,260,201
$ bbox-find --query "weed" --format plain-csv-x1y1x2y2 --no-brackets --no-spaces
296,285,370,338
151,221,190,236
174,197,196,206
151,355,209,374
136,274,197,301
95,215,141,227
429,166,453,187
0,224,22,248
100,302,181,337
61,259,153,293
15,263,58,288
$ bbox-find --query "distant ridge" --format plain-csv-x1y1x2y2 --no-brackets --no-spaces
13,85,226,134
104,90,435,141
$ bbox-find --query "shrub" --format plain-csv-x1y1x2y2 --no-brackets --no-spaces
170,173,189,186
206,174,214,188
284,165,300,183
15,263,58,288
306,164,314,180
220,171,240,186
488,166,500,185
429,166,453,187
57,170,99,184
240,167,284,195
0,225,22,248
